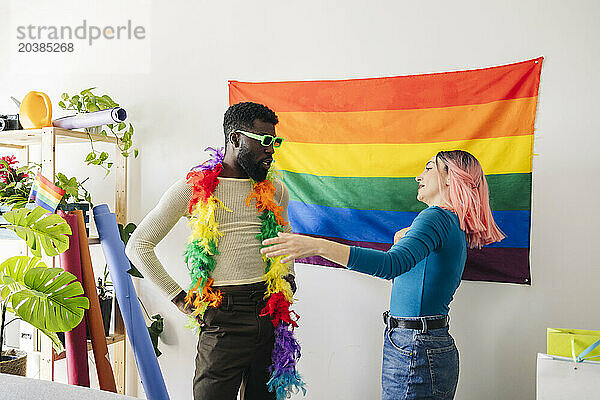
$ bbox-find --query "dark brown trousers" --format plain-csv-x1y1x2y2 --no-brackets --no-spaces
193,282,276,400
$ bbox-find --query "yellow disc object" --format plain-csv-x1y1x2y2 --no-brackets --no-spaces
19,91,53,129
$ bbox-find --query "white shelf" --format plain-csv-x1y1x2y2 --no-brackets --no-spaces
0,127,118,148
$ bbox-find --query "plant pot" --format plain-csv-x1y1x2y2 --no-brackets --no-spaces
0,349,27,376
99,297,112,337
85,297,112,339
58,202,90,236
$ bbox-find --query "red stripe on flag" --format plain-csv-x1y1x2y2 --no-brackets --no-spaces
229,57,543,112
36,173,65,197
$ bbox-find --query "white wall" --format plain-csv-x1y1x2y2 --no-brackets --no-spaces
2,1,600,399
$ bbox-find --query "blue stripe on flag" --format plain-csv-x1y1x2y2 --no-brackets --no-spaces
34,197,55,213
287,201,530,248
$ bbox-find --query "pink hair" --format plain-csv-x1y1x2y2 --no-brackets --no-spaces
435,150,505,249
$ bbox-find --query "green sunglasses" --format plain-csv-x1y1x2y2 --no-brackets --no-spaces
235,130,284,148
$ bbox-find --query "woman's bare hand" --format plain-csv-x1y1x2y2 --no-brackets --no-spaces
260,233,322,264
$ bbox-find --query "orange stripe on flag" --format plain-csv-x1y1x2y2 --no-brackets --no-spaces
36,173,65,198
276,97,537,144
38,180,64,201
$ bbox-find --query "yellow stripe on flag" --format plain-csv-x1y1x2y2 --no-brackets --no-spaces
37,180,64,202
275,135,533,177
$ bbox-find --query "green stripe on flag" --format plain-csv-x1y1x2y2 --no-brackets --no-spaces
281,171,530,212
36,192,60,209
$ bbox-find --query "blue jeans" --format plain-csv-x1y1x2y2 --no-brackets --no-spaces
382,317,459,399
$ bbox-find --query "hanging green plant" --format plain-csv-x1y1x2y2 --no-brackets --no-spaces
58,87,139,175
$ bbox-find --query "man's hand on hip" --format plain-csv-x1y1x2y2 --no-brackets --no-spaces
171,290,205,327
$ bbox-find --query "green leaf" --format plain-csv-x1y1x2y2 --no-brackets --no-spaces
61,93,69,101
99,151,109,161
58,101,66,108
126,265,144,278
95,97,110,109
118,223,136,245
37,326,65,353
87,103,100,112
118,122,126,131
2,206,72,257
0,256,48,293
1,283,12,300
85,153,96,162
101,95,118,107
134,149,139,158
147,314,163,357
10,267,89,332
80,87,96,95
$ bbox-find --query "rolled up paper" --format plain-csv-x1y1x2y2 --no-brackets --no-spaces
52,107,127,129
93,204,170,400
72,209,117,392
57,211,91,387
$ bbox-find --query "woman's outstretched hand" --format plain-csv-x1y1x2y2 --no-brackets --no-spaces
261,232,322,264
261,232,352,266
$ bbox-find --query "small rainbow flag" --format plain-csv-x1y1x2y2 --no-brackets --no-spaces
229,57,543,285
29,172,65,213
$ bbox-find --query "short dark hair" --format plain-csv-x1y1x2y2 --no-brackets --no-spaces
223,102,279,144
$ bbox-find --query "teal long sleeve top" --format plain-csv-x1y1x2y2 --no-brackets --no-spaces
347,206,467,317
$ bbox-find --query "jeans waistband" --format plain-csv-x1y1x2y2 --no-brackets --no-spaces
214,281,266,294
390,314,448,322
383,311,449,333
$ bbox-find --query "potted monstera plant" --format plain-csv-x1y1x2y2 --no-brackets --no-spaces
0,206,90,376
58,88,138,175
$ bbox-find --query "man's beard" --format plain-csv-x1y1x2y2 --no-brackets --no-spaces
237,144,268,182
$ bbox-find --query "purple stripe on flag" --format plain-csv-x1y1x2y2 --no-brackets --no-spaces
463,247,530,285
296,234,391,268
295,233,530,284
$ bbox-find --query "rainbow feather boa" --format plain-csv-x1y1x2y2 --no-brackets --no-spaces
184,147,305,399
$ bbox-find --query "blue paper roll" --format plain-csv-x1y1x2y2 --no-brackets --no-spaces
93,204,170,400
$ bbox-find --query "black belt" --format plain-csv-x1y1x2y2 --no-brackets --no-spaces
383,311,448,331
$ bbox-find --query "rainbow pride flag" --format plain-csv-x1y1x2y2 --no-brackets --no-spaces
29,172,66,213
229,57,543,284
